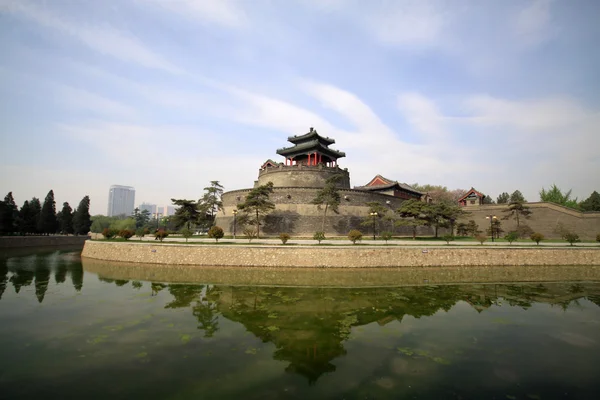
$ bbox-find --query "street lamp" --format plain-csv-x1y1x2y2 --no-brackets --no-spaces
486,215,497,242
232,209,238,239
154,212,162,230
370,212,378,240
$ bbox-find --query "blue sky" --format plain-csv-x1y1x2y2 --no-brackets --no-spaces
1,0,599,215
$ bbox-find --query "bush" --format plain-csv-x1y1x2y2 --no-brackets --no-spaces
244,228,257,243
504,232,519,245
180,227,193,242
475,234,487,245
313,231,326,244
155,229,169,242
530,232,544,245
208,226,224,242
516,224,534,239
348,229,363,244
135,228,146,240
119,229,134,240
564,232,580,246
442,234,454,245
596,233,600,243
102,228,118,239
381,231,393,243
279,233,290,245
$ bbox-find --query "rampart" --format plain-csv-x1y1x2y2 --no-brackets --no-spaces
82,241,600,267
256,164,350,188
459,203,600,240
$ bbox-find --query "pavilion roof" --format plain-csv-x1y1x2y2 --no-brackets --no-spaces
276,139,346,159
287,128,335,146
355,175,423,195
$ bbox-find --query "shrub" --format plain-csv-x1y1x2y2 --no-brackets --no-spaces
475,234,487,245
596,233,600,243
504,231,519,245
442,234,454,245
155,229,169,242
381,231,393,243
348,229,363,244
564,232,580,246
313,231,325,244
180,227,194,242
279,233,290,245
208,226,224,242
119,229,134,240
135,228,146,240
456,222,468,236
516,224,534,238
530,232,544,245
102,228,118,239
243,228,257,243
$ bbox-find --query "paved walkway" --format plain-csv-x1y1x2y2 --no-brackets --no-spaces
138,236,600,247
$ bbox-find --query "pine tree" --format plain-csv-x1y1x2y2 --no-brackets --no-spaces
509,190,526,203
72,196,92,235
237,182,275,238
27,198,42,234
58,202,74,234
496,192,510,204
311,174,342,231
38,190,58,235
198,181,224,227
0,192,18,234
580,191,600,212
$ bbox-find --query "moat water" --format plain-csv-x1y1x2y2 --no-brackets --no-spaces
1,248,600,399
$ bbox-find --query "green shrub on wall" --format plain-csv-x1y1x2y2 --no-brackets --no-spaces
313,231,325,244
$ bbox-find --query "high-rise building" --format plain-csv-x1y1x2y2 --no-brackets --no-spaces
107,185,135,217
160,205,176,216
139,203,157,215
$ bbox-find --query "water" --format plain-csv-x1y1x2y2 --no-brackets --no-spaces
1,248,600,399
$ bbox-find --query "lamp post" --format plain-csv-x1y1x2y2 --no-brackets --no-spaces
370,212,378,240
232,209,238,239
154,212,163,230
486,215,497,242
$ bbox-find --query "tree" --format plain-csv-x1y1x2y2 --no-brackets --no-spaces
482,195,494,204
497,192,510,204
580,191,600,212
72,196,91,235
313,231,325,244
132,208,151,229
58,202,73,234
312,175,342,231
208,226,224,242
171,199,200,230
502,201,532,227
198,181,224,227
237,182,275,239
564,232,580,246
90,215,119,233
119,229,134,240
410,184,467,204
509,190,526,203
180,227,193,242
530,232,544,245
19,198,41,234
428,202,468,237
279,233,290,244
348,229,362,244
396,200,429,239
38,190,58,235
0,192,19,234
487,218,503,239
466,220,479,236
456,222,469,236
504,232,519,244
539,184,579,209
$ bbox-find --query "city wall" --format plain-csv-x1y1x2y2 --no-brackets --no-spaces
0,235,89,249
460,203,600,240
82,241,600,268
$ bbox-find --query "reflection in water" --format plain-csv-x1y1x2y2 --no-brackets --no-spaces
1,250,600,399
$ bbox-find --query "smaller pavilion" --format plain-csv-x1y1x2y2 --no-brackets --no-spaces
354,175,424,201
276,127,346,167
458,188,485,207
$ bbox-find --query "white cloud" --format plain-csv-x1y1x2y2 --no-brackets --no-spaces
365,0,448,46
514,0,553,46
139,0,247,28
0,0,182,74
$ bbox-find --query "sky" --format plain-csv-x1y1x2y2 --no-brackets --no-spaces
1,0,599,215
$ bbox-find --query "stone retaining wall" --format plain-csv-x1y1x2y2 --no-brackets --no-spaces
82,241,600,268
